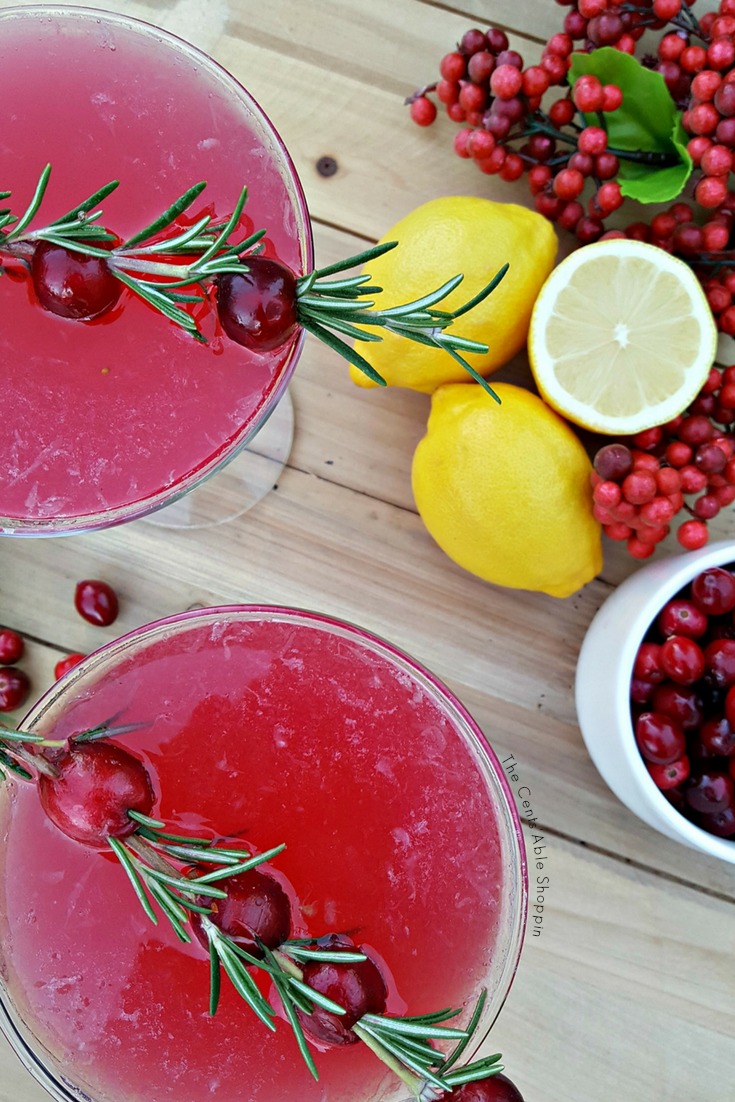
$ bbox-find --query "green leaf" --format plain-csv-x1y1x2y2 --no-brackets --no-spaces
568,48,692,203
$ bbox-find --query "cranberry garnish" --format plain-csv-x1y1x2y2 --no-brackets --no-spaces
691,566,735,616
635,712,686,765
215,257,299,352
685,770,734,814
74,579,119,627
38,742,155,846
650,682,703,730
700,715,735,757
298,934,388,1046
703,637,735,687
0,628,24,665
54,653,86,680
192,867,291,957
656,599,708,639
0,667,31,712
444,1073,525,1102
659,635,705,685
30,241,121,320
647,755,690,791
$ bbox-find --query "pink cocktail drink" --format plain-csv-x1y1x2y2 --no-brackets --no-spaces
0,607,527,1102
0,7,312,535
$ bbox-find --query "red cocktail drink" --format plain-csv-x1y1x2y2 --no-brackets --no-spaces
0,7,312,535
0,607,527,1102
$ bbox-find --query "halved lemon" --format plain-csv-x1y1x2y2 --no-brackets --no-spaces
528,239,717,435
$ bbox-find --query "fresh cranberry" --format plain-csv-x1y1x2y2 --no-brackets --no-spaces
0,667,31,712
632,642,665,683
74,579,119,627
215,257,299,352
700,801,735,837
659,635,705,685
650,682,703,730
698,681,725,715
298,935,387,1046
725,684,735,730
635,712,686,765
691,566,735,615
700,715,735,756
703,638,735,687
685,770,734,814
38,742,154,846
192,867,291,957
0,628,24,665
630,677,656,704
54,653,86,680
30,241,121,320
647,756,690,790
444,1073,525,1102
663,786,687,814
656,598,708,639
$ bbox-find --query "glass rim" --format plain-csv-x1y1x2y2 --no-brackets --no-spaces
0,5,314,538
5,604,529,1102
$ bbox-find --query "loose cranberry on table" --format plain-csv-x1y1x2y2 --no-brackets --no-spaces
0,667,30,712
0,628,24,665
74,579,119,627
54,653,86,680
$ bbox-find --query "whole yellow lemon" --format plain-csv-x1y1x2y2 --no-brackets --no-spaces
411,382,602,598
349,196,557,393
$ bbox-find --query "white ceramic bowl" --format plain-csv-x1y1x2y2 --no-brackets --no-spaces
576,540,735,864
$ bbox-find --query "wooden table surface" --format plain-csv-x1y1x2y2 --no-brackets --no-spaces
1,1,734,1100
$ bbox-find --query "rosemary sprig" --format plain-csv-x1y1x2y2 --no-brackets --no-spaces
0,716,146,781
0,165,507,395
296,250,508,401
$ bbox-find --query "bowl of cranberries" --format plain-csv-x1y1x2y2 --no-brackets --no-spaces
576,541,735,863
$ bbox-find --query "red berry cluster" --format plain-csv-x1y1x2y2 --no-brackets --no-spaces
631,565,735,840
406,0,735,329
591,365,735,557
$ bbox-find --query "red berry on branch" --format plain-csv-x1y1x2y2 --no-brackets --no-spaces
75,579,119,627
410,96,437,126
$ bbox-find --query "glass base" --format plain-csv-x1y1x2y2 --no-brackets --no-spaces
144,389,295,529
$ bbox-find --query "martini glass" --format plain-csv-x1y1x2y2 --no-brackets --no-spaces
0,6,313,535
0,606,527,1102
